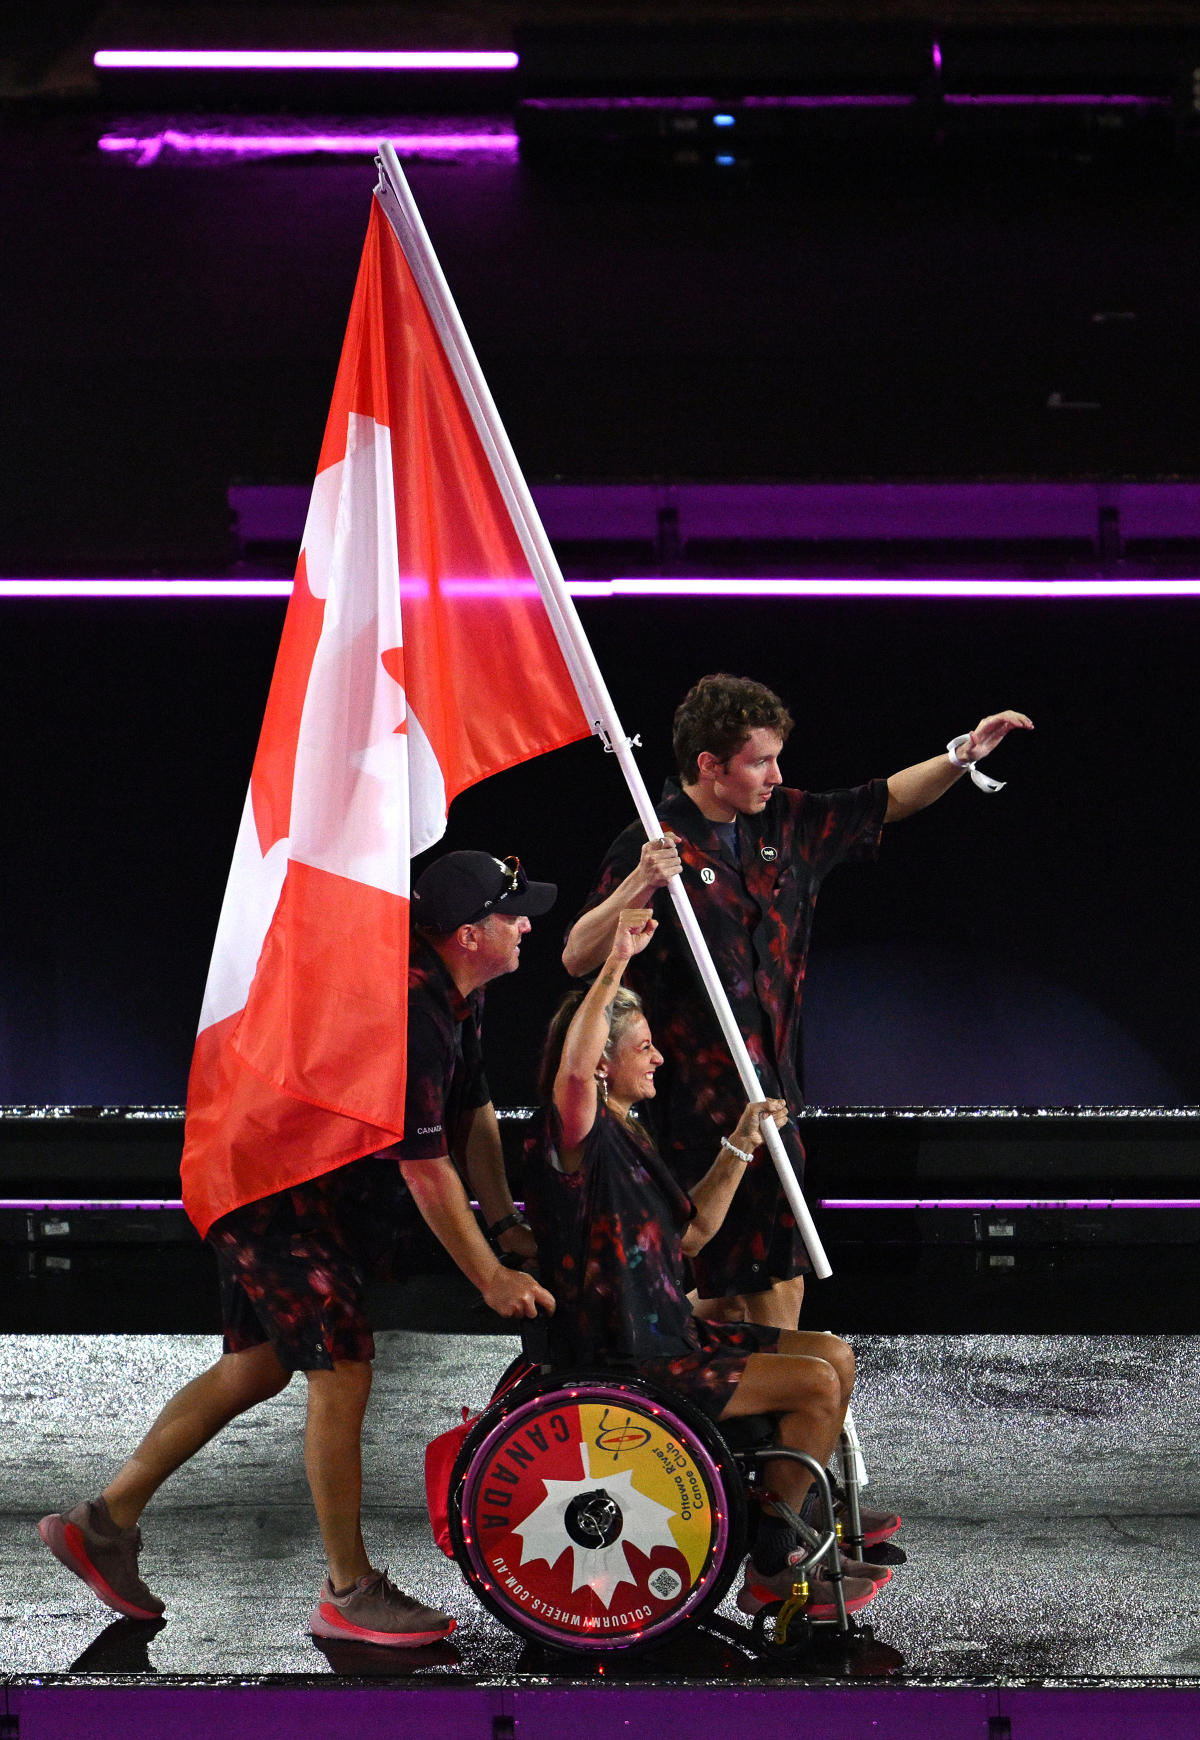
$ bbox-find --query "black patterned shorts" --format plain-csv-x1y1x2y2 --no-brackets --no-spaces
642,1317,781,1422
207,1156,410,1372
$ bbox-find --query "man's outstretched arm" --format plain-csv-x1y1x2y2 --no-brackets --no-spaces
884,710,1033,823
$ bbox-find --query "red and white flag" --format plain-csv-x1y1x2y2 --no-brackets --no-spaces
181,190,590,1238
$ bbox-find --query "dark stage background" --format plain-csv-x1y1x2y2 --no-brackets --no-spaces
3,3,1200,1112
1,592,1192,1109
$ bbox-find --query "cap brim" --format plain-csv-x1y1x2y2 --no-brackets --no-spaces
500,878,557,918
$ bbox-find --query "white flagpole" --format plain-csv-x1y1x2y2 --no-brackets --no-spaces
374,144,832,1281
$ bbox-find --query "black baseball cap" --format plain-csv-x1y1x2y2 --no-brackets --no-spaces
412,852,557,932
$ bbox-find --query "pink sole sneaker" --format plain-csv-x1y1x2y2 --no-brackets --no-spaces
309,1601,458,1648
38,1514,163,1621
859,1513,903,1547
736,1571,879,1622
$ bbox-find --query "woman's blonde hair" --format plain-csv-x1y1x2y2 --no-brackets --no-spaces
536,983,645,1102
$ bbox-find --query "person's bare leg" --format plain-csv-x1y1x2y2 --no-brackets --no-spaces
774,1328,854,1411
718,1340,848,1514
102,1343,291,1528
693,1291,749,1324
741,1274,805,1330
304,1360,374,1591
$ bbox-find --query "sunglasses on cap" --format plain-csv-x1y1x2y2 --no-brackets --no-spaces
465,856,528,922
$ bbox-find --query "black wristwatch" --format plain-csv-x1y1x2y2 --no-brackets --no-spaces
486,1211,529,1247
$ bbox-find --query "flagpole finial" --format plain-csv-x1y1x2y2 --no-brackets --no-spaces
374,141,402,202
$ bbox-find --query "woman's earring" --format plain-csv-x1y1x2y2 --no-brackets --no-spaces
594,1073,608,1104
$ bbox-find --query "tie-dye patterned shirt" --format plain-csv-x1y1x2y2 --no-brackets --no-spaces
573,777,888,1294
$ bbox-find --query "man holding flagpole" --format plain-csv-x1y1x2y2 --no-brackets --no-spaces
38,847,557,1647
564,673,1032,1334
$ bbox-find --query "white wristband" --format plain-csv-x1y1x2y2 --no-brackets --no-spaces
720,1136,754,1165
947,734,1005,795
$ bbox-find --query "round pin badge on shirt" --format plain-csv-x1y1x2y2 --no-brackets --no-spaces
760,846,778,863
700,867,716,885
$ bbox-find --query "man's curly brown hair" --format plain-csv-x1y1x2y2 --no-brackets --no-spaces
672,674,794,784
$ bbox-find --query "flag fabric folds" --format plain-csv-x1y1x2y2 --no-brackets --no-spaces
181,195,590,1239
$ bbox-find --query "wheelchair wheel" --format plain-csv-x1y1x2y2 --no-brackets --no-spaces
448,1373,746,1654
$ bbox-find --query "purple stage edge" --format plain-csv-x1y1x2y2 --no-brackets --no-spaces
11,1683,1200,1736
95,49,518,71
6,578,1200,600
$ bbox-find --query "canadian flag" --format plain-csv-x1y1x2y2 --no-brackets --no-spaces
181,190,589,1238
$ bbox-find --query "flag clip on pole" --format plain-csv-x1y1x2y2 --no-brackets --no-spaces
373,143,831,1281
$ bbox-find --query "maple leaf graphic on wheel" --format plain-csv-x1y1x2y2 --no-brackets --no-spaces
512,1443,677,1609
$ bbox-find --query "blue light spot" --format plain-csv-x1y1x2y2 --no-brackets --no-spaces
713,113,736,127
715,153,735,166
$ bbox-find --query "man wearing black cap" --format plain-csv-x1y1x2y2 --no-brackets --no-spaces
38,850,557,1652
397,850,560,1283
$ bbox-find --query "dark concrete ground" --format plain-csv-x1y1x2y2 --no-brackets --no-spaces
5,1329,1200,1685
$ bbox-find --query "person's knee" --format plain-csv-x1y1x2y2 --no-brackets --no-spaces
305,1359,373,1409
798,1356,843,1428
214,1344,291,1407
820,1333,855,1403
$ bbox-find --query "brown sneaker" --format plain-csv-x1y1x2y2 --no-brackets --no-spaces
309,1569,456,1648
838,1551,893,1586
38,1497,165,1620
837,1500,903,1546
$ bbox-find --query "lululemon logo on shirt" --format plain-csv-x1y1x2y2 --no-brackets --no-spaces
700,867,716,885
760,846,778,863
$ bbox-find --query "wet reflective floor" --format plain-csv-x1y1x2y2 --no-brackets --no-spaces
6,1330,1200,1687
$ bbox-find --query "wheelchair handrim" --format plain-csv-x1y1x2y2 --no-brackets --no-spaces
451,1378,738,1652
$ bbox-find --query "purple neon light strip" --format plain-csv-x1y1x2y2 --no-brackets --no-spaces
524,94,913,111
944,93,1169,109
4,1199,185,1212
820,1198,1200,1210
0,579,293,598
10,1195,1199,1212
7,577,1200,601
95,49,517,71
3,1196,506,1213
99,128,519,160
606,577,1200,598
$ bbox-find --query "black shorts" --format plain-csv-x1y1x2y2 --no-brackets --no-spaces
207,1156,412,1372
642,1318,782,1422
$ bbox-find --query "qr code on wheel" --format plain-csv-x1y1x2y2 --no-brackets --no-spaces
648,1567,683,1600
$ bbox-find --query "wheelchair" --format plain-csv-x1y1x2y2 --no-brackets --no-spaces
433,1348,876,1658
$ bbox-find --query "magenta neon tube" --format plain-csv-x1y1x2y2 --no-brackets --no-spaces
94,49,518,71
6,578,1200,601
4,1199,186,1212
99,128,519,160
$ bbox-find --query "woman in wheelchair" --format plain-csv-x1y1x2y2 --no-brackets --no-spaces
524,907,891,1620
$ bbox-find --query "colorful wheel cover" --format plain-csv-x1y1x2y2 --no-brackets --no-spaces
454,1382,734,1649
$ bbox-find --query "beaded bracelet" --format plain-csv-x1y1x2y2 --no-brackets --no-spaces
720,1136,754,1165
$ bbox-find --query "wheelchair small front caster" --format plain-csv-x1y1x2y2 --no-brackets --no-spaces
750,1596,814,1661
